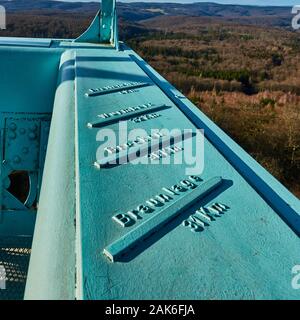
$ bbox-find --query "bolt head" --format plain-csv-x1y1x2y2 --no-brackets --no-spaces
8,132,16,140
29,124,38,132
9,123,17,131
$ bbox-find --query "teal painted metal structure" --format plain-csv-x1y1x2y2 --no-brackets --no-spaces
0,0,298,300
75,0,118,47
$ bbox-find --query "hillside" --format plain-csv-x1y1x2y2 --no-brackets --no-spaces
0,1,299,197
0,1,294,27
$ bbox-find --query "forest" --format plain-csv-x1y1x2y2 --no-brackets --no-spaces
0,6,299,197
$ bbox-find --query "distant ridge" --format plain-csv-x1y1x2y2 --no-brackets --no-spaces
0,1,292,21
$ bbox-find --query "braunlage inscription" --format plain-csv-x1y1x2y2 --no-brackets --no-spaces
112,175,202,228
104,176,223,262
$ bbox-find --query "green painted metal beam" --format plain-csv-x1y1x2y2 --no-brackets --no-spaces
75,0,118,47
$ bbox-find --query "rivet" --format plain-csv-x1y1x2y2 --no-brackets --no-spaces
9,123,17,131
13,156,21,164
29,124,38,132
19,128,26,135
22,147,29,154
28,132,37,140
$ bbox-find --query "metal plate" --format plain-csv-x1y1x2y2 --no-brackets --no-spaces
74,47,300,300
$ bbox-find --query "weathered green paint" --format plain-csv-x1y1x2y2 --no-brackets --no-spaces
103,177,223,262
73,46,300,299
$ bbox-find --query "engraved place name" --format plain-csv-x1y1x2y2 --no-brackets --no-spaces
112,175,202,228
105,131,166,155
130,112,161,123
182,203,229,232
99,103,154,119
103,176,223,262
85,82,151,97
95,131,193,168
119,89,138,95
148,145,183,161
87,103,169,128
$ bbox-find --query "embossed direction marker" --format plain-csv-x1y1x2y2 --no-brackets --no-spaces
95,131,193,168
103,176,223,262
87,104,171,128
85,82,151,97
